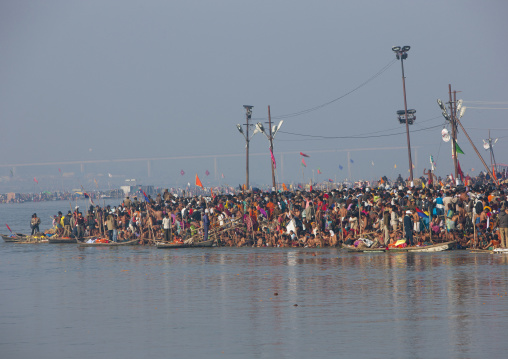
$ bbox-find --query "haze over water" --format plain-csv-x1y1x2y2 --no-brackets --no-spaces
1,203,508,358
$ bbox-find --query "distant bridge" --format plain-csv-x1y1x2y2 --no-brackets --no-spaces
0,146,419,181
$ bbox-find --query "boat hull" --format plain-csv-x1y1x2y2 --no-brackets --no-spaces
77,238,139,247
407,241,457,252
156,239,215,249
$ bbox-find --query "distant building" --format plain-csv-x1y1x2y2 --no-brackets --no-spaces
120,185,155,197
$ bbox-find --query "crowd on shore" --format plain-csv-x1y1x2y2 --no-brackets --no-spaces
40,176,508,250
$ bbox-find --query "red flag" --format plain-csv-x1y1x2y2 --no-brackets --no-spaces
58,168,61,173
270,148,276,169
301,158,307,167
317,168,322,174
300,152,310,157
33,177,38,184
195,174,204,188
6,224,12,233
180,170,185,176
492,166,498,181
457,160,465,182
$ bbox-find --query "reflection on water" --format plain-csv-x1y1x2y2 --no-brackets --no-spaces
1,243,508,359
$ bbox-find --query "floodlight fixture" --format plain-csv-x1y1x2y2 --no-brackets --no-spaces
456,99,463,113
236,124,244,134
256,122,266,135
458,106,466,119
437,99,447,112
272,120,284,137
392,46,401,52
402,45,411,52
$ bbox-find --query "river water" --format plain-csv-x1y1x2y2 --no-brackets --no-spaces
1,201,508,359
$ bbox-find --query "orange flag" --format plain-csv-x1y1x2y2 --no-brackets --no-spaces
282,183,288,191
195,174,204,188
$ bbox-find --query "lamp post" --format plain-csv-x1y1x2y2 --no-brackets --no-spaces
392,45,414,183
255,105,283,191
236,105,254,191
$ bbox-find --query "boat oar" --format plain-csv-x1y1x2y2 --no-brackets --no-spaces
5,224,12,233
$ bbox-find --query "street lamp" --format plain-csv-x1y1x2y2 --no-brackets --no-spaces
256,106,283,191
392,45,414,183
236,105,255,191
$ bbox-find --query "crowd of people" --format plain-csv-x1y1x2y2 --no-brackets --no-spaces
44,179,508,250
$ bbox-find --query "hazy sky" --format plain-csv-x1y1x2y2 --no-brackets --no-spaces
1,0,508,189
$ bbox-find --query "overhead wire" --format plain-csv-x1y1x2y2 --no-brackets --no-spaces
277,122,445,140
252,58,397,121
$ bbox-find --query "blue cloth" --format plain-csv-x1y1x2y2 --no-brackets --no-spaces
203,214,210,241
403,215,414,246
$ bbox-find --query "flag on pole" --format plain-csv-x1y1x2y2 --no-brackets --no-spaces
328,179,333,182
339,165,343,170
455,142,465,155
415,207,429,219
195,174,204,188
142,190,150,202
300,152,310,157
430,155,436,171
94,178,99,188
270,148,276,169
221,173,224,178
394,164,397,169
317,168,322,174
492,165,498,181
6,224,12,233
282,183,288,191
205,170,210,176
457,160,465,182
58,168,61,173
33,177,38,184
180,170,185,176
301,158,307,167
10,169,13,177
350,159,354,164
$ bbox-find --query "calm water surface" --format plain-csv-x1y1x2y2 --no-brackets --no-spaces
1,202,508,359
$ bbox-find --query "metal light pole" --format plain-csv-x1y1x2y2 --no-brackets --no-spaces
392,46,414,183
237,105,254,191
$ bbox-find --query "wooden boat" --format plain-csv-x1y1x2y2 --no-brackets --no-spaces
48,236,77,244
492,248,508,254
2,233,49,243
406,241,457,252
156,238,215,249
77,238,139,247
2,233,28,242
48,236,95,244
345,240,457,253
468,248,494,254
344,245,387,253
468,247,508,254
